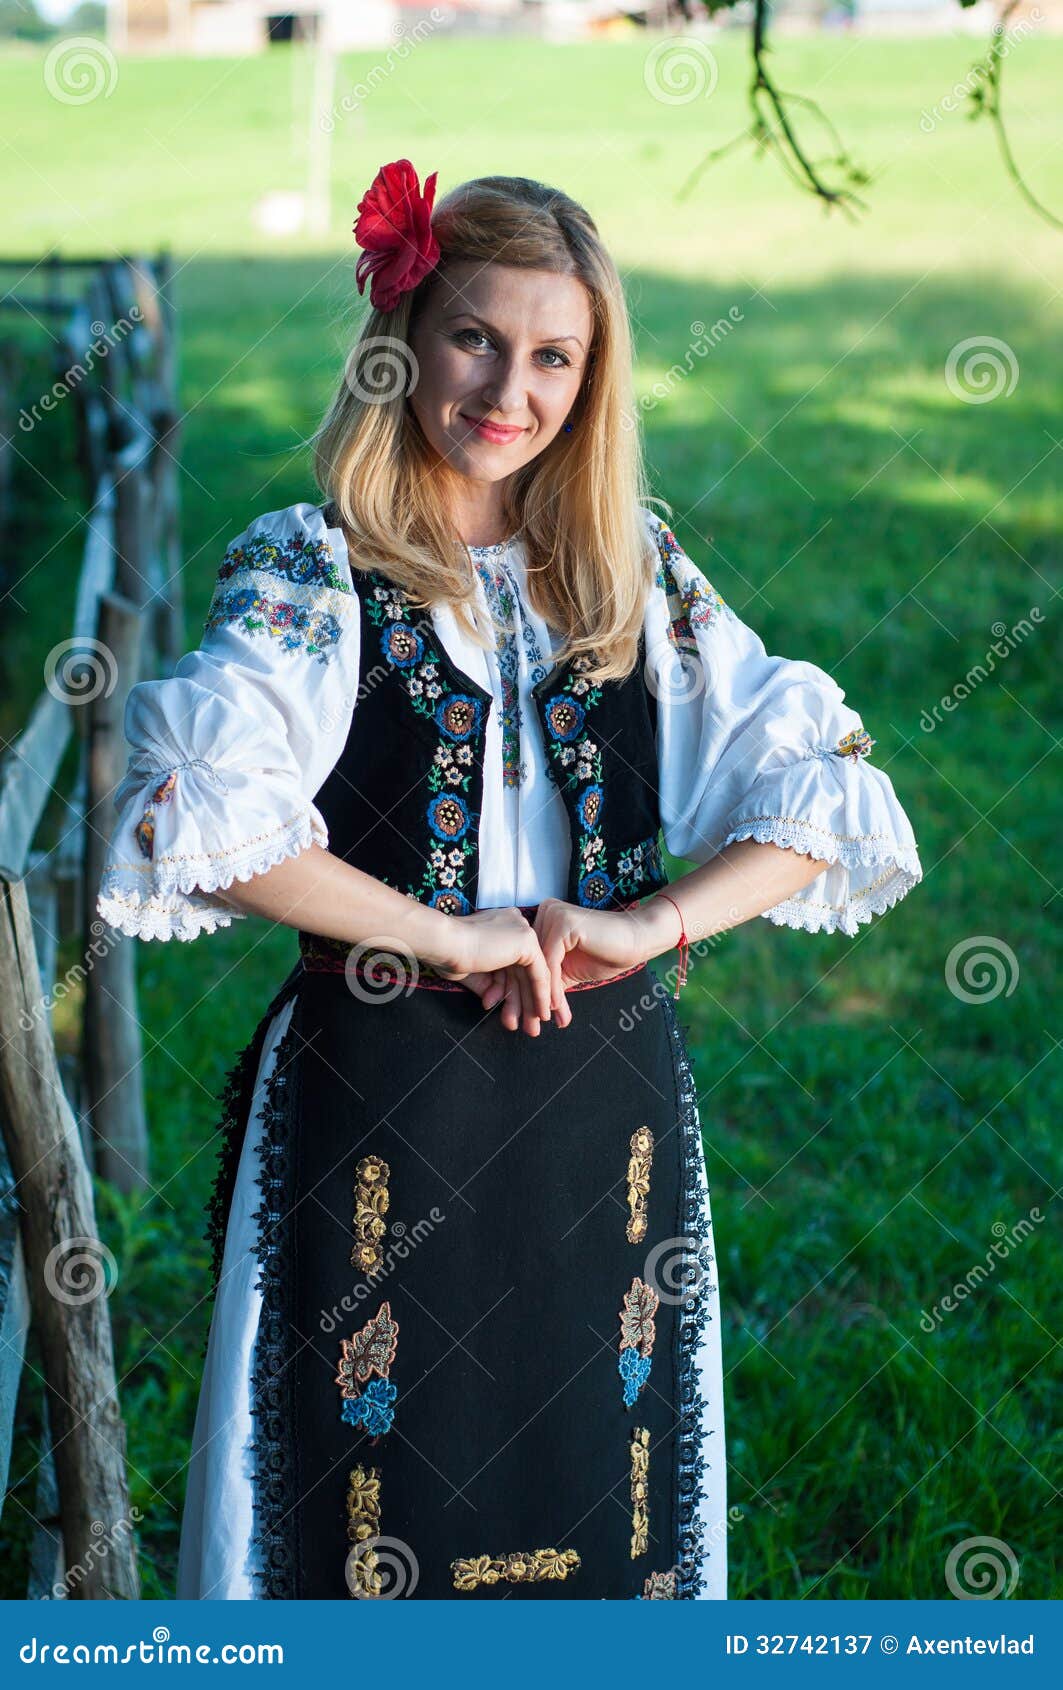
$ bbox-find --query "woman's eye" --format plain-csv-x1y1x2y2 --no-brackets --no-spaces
454,330,569,369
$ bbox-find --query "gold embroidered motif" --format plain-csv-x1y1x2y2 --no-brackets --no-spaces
643,1567,676,1598
336,1300,399,1393
626,1126,654,1243
618,1276,659,1407
351,1154,391,1274
345,1463,383,1597
451,1547,581,1591
630,1426,650,1558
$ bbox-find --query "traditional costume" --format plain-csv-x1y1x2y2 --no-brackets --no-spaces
97,498,922,1598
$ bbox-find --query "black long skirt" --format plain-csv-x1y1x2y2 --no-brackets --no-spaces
202,954,721,1600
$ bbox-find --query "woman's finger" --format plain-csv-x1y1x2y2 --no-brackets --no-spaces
501,968,522,1033
514,962,542,1037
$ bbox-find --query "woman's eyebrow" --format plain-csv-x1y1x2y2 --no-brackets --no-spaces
442,311,585,350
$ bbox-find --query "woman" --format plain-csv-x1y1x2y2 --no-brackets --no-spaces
97,162,922,1600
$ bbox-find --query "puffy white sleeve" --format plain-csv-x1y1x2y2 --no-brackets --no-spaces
642,508,923,935
95,500,359,941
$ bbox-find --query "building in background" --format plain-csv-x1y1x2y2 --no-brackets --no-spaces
107,0,1060,55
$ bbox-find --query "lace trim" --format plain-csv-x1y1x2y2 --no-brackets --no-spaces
202,1022,273,1338
658,986,717,1599
96,888,239,942
96,810,327,941
246,999,305,1600
720,814,922,872
718,816,922,937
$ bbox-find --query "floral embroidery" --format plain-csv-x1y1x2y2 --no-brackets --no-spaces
345,1463,383,1597
336,1300,399,1440
217,525,351,593
342,1377,397,1436
133,768,178,859
626,1126,654,1245
451,1547,581,1591
618,1276,659,1408
204,584,346,662
351,1155,391,1275
364,578,488,914
650,517,727,648
835,727,876,760
642,1568,677,1599
541,657,665,908
472,554,549,787
630,1426,650,1558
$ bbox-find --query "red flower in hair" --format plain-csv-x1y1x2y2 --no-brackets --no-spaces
353,159,441,313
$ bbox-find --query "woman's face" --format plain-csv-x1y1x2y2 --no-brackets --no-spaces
406,259,593,489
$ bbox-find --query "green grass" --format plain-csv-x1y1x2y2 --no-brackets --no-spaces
0,32,1059,1599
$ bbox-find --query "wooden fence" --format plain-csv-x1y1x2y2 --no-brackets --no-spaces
0,250,182,1597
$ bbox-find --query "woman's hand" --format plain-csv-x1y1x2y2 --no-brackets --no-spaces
431,905,556,1036
465,900,652,1034
531,899,649,1022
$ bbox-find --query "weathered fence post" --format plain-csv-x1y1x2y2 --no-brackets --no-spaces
83,591,149,1192
0,880,139,1599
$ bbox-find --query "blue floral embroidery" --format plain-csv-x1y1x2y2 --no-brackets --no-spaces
216,526,351,592
204,524,353,663
541,658,665,909
649,515,727,649
204,586,345,663
618,1275,658,1409
427,792,472,842
619,1348,652,1408
341,1377,398,1437
365,579,488,912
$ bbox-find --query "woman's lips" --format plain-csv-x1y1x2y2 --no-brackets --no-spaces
459,412,525,443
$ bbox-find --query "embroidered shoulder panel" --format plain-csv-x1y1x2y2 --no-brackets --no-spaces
204,522,354,664
649,516,728,648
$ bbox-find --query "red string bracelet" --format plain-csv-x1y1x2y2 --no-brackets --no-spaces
656,892,689,1000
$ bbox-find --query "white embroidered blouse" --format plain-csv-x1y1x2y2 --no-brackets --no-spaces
95,500,922,943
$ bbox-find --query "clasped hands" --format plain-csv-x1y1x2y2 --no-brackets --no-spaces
433,897,650,1035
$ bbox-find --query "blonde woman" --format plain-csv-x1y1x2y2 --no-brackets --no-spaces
97,161,922,1600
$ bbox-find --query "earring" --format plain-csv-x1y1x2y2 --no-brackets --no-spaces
563,420,574,433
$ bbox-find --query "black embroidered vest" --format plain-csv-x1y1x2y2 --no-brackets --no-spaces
298,518,669,971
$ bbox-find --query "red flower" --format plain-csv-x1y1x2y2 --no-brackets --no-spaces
353,158,441,313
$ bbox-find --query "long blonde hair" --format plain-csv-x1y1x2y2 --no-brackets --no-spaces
311,174,666,684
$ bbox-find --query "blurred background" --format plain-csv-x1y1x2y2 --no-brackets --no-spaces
0,0,1058,1601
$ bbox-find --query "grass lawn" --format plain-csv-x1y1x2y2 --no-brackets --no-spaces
0,29,1059,1599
